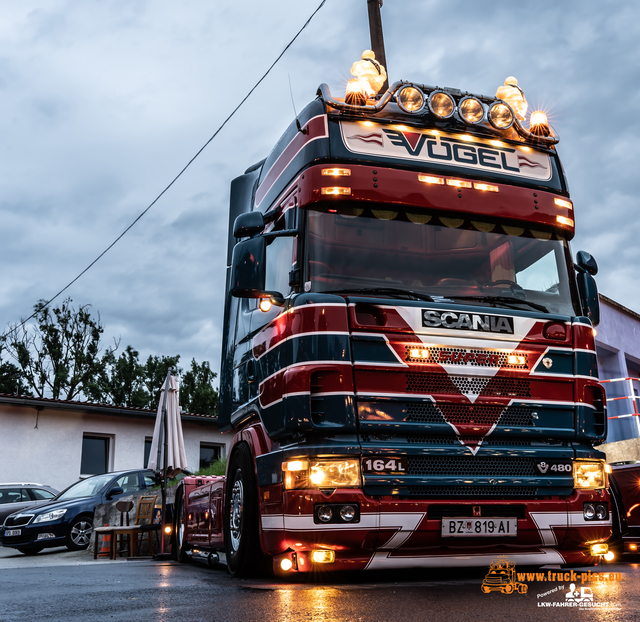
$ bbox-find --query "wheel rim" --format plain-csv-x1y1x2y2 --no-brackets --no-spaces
70,520,92,546
229,474,244,553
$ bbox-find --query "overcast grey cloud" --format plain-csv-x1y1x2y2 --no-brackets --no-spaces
0,0,637,391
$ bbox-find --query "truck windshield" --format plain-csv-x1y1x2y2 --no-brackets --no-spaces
305,206,579,316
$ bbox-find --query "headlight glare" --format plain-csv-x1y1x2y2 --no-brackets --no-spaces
283,458,361,489
573,461,606,489
33,509,67,523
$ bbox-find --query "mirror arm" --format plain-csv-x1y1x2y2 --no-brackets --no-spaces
262,291,286,306
262,229,298,240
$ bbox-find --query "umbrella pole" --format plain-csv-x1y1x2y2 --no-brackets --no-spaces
161,369,172,556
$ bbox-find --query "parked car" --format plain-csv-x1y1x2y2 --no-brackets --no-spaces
0,483,59,527
0,469,158,555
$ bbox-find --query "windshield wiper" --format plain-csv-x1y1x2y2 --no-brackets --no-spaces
325,287,435,303
446,295,549,313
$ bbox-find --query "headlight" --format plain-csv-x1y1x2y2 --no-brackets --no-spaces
459,96,484,124
488,102,515,129
428,91,455,119
33,509,67,523
574,461,607,489
283,459,361,490
397,86,424,113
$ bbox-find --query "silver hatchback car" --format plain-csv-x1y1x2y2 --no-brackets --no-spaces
0,484,59,526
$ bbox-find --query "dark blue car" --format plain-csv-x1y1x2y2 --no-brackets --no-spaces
0,469,158,555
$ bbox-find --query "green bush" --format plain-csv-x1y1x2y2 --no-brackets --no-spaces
194,458,227,477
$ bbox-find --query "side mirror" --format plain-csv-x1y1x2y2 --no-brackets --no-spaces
576,271,600,327
233,211,264,239
576,250,598,276
230,235,266,297
106,486,124,499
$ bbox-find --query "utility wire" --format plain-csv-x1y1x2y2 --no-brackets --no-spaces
1,0,327,340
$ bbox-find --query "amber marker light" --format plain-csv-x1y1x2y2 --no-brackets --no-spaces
446,179,472,188
474,183,499,192
554,197,573,209
164,525,172,535
280,558,293,571
459,134,475,142
418,174,445,185
322,168,351,176
557,215,574,227
410,348,429,359
362,121,374,127
321,187,351,195
259,299,272,313
312,550,336,564
507,355,527,365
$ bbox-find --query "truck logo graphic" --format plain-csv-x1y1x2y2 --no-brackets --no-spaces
422,309,514,334
482,557,528,595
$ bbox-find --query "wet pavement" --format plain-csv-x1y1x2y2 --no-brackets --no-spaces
1,545,640,621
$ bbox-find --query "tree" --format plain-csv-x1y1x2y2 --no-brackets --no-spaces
0,345,31,395
2,299,114,400
180,359,219,417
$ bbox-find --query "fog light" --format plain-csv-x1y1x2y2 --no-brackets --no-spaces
590,543,608,556
317,506,333,523
36,533,56,540
604,551,615,562
340,505,356,522
397,86,424,113
312,550,336,564
488,102,515,129
428,91,455,118
595,504,608,520
627,543,638,552
280,558,293,571
583,503,595,520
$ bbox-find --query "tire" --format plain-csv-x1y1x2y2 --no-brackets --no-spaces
224,443,269,577
173,486,190,563
17,546,44,555
66,515,93,551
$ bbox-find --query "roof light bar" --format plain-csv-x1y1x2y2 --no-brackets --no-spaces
446,179,472,189
322,168,351,176
557,215,574,227
474,183,499,192
321,187,351,196
554,198,573,209
418,174,445,185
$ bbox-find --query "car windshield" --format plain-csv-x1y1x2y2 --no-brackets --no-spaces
305,206,579,316
56,474,114,501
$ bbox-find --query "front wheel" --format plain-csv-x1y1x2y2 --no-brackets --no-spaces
66,516,93,550
224,443,268,577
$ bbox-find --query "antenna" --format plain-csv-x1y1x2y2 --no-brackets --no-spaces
288,74,308,134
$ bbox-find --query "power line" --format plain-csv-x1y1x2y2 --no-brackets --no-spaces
1,0,327,340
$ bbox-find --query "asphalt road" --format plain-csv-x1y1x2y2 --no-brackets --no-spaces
1,546,640,622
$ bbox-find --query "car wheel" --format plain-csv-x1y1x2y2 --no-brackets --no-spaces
224,443,269,577
66,515,93,550
174,486,190,563
17,546,44,555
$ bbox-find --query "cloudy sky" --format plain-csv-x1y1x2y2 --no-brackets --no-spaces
0,0,637,387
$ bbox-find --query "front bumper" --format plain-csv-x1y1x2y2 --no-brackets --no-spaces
1,521,68,549
260,488,611,574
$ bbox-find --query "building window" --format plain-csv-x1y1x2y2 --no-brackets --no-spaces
81,435,110,476
144,437,153,468
199,443,222,470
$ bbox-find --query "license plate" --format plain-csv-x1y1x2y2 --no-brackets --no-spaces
4,529,21,537
362,457,408,474
441,517,517,537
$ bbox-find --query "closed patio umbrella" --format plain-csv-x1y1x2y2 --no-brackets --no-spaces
147,370,187,556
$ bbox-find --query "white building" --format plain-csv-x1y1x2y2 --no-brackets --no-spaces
0,394,229,491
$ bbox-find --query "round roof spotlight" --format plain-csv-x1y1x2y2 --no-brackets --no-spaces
397,86,425,113
459,96,485,124
428,91,455,119
488,102,515,129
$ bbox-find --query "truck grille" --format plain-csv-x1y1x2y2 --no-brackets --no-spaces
405,373,531,398
406,486,537,498
427,505,528,519
405,402,534,427
407,456,536,477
